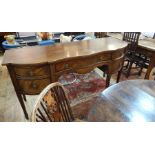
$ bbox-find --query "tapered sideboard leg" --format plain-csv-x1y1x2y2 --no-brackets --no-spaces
7,66,29,120
16,93,29,120
23,94,27,102
117,69,122,83
106,74,111,88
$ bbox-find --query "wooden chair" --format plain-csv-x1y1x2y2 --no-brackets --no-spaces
31,82,74,122
95,32,107,38
122,32,146,77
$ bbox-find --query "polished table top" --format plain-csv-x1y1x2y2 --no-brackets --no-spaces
2,37,127,65
108,32,155,51
86,80,155,122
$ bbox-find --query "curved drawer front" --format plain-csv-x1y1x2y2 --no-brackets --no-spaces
14,65,50,77
55,59,94,72
17,78,51,95
109,56,124,73
96,53,111,61
55,53,111,72
112,48,125,59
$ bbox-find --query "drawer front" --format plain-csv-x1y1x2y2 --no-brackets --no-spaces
55,59,94,72
55,53,111,72
14,65,50,77
96,53,111,62
112,49,124,59
18,78,51,95
109,57,124,74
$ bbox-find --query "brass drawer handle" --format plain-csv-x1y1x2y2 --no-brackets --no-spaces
99,56,103,61
29,71,33,76
32,83,37,89
65,64,69,68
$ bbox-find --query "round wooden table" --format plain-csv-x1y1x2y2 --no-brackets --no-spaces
87,80,155,122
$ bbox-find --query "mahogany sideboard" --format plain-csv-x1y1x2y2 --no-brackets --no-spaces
2,37,128,119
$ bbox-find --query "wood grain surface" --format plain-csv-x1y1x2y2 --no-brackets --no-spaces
88,80,155,122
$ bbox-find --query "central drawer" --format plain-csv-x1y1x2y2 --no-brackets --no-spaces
55,53,111,72
14,65,50,77
17,78,51,95
112,48,124,59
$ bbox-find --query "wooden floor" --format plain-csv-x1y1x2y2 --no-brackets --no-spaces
0,52,155,122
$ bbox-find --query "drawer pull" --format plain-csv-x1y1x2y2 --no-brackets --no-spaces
32,83,37,88
29,71,33,76
100,56,103,61
65,64,69,68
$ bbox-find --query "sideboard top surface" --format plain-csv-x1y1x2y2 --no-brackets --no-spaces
2,37,127,65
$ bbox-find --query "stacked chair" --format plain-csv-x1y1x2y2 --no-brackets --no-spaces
122,32,149,77
95,32,107,38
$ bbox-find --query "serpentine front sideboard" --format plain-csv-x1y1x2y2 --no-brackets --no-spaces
2,37,128,119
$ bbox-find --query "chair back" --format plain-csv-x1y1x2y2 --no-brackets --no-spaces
123,32,140,52
95,32,107,38
32,82,74,122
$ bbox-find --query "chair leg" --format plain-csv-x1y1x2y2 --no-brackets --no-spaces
17,93,29,119
127,61,130,68
117,69,122,83
123,60,129,69
103,71,106,77
126,61,133,78
106,74,111,88
138,67,143,76
126,60,129,68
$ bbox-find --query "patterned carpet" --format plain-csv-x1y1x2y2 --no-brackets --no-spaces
59,71,106,105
